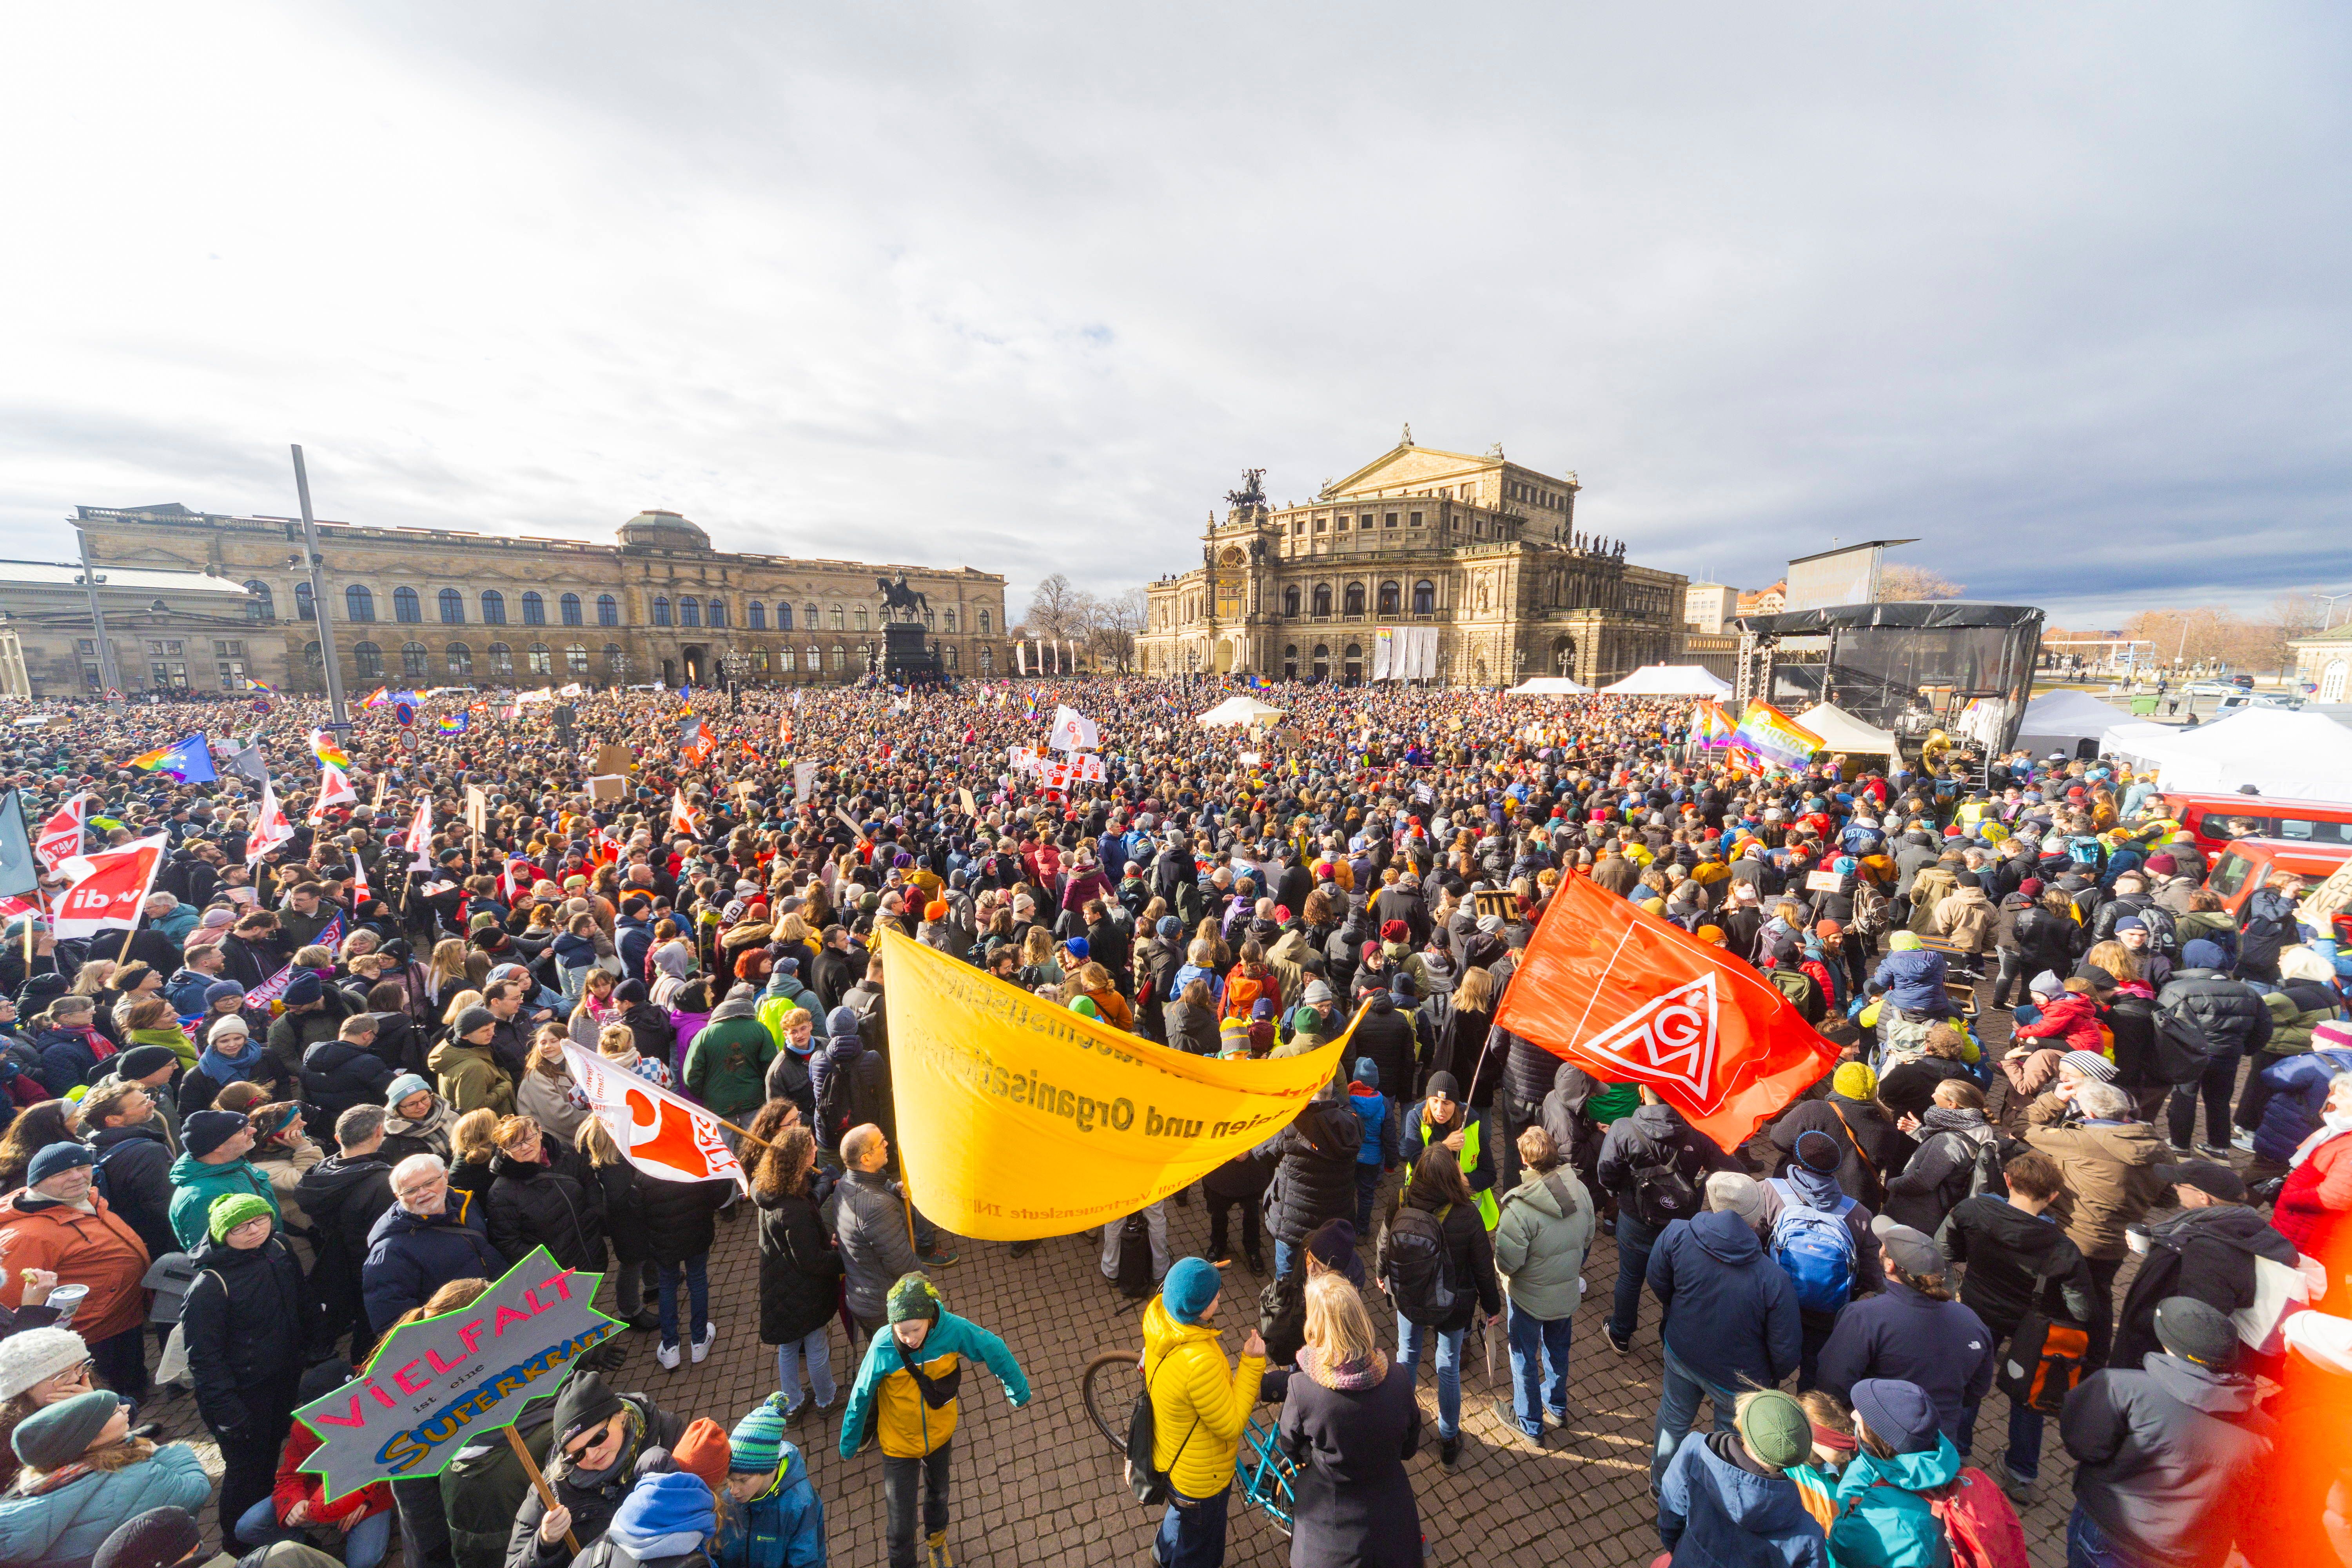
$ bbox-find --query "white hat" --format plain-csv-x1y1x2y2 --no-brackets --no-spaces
0,1326,89,1399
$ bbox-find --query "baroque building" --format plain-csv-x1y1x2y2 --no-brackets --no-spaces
1135,434,1686,686
60,503,1006,697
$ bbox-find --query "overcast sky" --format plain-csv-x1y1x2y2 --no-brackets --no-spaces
4,5,2346,630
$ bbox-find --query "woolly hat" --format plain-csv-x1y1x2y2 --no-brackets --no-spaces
923,900,949,923
283,972,325,1006
109,1044,180,1084
604,1472,715,1560
92,1508,203,1568
1887,931,1922,952
826,1005,864,1042
387,1074,434,1107
671,1418,731,1493
1303,1218,1364,1285
1162,1256,1221,1324
2027,971,2062,998
1302,980,1334,1005
2182,939,2230,971
1065,937,1089,960
202,979,246,1006
2154,1296,2239,1370
0,1325,89,1400
1217,1018,1251,1056
208,1191,274,1241
1849,1378,1940,1455
453,1005,497,1038
1735,1388,1813,1470
887,1272,942,1325
1251,997,1274,1020
1351,1055,1378,1089
1157,916,1182,937
26,1142,93,1187
181,1108,248,1158
1795,1129,1843,1174
1705,1171,1767,1229
2060,1049,2118,1084
12,1388,120,1470
1425,1071,1461,1100
730,1395,790,1475
1379,920,1408,942
553,1370,624,1449
1831,1062,1878,1101
208,1014,250,1041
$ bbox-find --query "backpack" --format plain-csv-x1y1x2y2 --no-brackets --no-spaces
1626,1148,1701,1230
2151,1004,2229,1087
1998,1311,2090,1414
814,1057,859,1150
1221,970,1268,1023
2133,902,2179,957
1379,1203,1463,1327
1926,1467,2032,1568
1930,1131,2006,1248
1769,967,1824,1024
1114,1213,1156,1299
1851,879,1891,939
1126,1349,1196,1507
1764,1178,1857,1314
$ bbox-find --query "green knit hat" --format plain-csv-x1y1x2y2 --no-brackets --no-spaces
886,1272,942,1326
208,1192,275,1241
1735,1389,1813,1470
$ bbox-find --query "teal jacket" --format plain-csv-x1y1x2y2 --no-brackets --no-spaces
711,1412,826,1568
1828,1436,1962,1568
838,1309,1031,1461
166,1152,280,1250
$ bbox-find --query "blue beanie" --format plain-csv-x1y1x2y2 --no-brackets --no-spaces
604,1472,713,1559
1352,1056,1377,1090
2182,939,2229,971
1162,1256,1221,1325
283,972,325,1006
729,1394,788,1476
203,979,246,1006
1157,916,1181,937
826,1005,863,1041
386,1074,432,1107
1065,936,1089,960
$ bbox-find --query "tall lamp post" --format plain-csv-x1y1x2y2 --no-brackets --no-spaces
290,445,350,725
71,528,122,701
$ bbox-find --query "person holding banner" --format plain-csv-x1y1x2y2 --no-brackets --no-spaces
509,1370,691,1568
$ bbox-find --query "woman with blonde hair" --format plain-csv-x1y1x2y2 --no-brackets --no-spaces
515,1026,592,1148
424,938,472,1007
484,1113,603,1272
448,1107,501,1207
1278,1272,1422,1566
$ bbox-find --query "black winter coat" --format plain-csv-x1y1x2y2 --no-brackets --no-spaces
1381,1188,1499,1334
2152,971,2272,1079
638,1175,732,1266
583,1157,650,1264
1348,995,1419,1107
87,1120,178,1261
756,1185,843,1346
182,1234,319,1437
505,1394,687,1568
1880,1112,2001,1236
484,1151,605,1272
300,1036,398,1131
2109,1205,2297,1371
1766,1094,1916,1210
1276,1360,1423,1568
294,1153,398,1272
1595,1104,1741,1216
1262,1097,1364,1247
1942,1193,2100,1342
2061,1354,2272,1568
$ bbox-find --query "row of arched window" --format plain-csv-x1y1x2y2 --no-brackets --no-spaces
256,582,993,637
334,640,985,681
1280,580,1439,618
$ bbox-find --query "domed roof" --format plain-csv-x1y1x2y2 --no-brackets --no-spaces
617,510,710,550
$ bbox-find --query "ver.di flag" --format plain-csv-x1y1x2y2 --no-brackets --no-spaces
559,1042,747,1191
1493,875,1838,1151
875,927,1358,1240
52,836,170,941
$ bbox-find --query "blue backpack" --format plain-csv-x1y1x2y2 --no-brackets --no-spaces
1766,1178,1857,1314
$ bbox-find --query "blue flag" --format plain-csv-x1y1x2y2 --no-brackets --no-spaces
127,734,218,784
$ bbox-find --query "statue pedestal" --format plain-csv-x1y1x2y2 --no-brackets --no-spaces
881,620,945,686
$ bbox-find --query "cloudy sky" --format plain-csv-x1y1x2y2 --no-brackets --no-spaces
4,4,2346,629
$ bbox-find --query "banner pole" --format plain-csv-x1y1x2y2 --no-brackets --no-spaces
504,1428,582,1556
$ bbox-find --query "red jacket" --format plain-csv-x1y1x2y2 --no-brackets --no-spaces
2275,1131,2352,1265
272,1418,392,1525
2010,991,2107,1056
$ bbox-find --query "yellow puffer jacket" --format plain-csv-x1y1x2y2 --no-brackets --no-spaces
1141,1296,1265,1501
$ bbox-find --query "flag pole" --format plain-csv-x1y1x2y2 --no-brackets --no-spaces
503,1430,582,1556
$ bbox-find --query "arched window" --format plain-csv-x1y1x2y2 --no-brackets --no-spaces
1283,644,1299,680
1343,583,1365,616
521,592,545,626
677,597,700,628
354,641,383,677
401,642,428,679
481,590,507,625
829,605,844,630
942,608,955,632
751,648,769,674
1343,642,1364,684
1377,581,1400,615
1311,643,1330,682
304,641,323,670
526,643,552,675
393,586,420,623
560,593,582,626
565,643,588,674
853,606,868,632
295,582,316,621
978,645,993,674
652,596,671,627
831,645,846,671
747,601,766,630
345,585,376,622
979,608,992,633
707,599,727,628
243,581,274,620
924,608,935,630
597,594,619,627
1312,584,1332,616
487,642,513,677
803,602,818,630
603,644,622,673
945,645,958,670
779,647,796,672
806,644,820,672
1283,585,1301,617
777,603,795,632
439,588,464,624
1413,579,1436,614
445,643,472,677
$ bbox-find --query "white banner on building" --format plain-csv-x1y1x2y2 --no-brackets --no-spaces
1372,628,1396,681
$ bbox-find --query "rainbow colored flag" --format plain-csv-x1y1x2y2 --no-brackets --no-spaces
436,712,468,735
359,687,390,709
127,735,217,783
309,729,352,769
1691,700,1737,748
1731,700,1824,769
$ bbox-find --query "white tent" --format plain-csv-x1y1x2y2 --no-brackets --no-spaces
1793,702,1900,756
2100,708,2352,803
1506,676,1593,696
2016,689,2126,759
1597,664,1734,697
1195,694,1287,728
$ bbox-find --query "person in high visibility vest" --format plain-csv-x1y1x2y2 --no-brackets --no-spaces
1403,1072,1499,1230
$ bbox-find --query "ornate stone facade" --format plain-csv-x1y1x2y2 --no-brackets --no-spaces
1134,436,1686,686
69,504,1007,694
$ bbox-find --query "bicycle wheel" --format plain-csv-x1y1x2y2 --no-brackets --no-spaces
1080,1350,1143,1452
1236,1414,1294,1535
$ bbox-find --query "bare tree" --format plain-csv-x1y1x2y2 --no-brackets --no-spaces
1024,574,1089,642
1086,587,1146,673
1877,564,1965,601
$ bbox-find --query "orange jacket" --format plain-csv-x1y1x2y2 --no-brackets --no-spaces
0,1190,152,1343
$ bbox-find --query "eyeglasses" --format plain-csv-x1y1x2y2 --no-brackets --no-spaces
395,1177,448,1201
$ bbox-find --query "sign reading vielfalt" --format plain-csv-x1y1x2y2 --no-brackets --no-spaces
296,1247,618,1501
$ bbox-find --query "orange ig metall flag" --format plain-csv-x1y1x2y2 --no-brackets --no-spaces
1495,875,1838,1151
876,926,1357,1240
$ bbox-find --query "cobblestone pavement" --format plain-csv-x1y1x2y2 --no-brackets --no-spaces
144,981,2195,1567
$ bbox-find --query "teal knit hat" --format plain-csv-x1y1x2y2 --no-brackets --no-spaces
729,1394,787,1477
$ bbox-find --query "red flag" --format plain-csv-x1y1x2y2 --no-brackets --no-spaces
34,795,87,874
53,836,169,942
1494,875,1837,1151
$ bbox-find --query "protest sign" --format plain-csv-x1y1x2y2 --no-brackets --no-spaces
295,1246,618,1501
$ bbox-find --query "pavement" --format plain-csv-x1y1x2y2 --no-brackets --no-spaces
139,984,2178,1567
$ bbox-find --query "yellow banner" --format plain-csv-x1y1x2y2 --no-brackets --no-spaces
876,927,1357,1241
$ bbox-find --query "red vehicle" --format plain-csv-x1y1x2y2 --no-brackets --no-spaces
2156,791,2352,864
2203,837,2352,917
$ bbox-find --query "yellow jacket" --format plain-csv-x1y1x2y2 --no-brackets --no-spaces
1141,1296,1265,1501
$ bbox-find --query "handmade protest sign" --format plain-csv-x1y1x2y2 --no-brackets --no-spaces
295,1246,618,1501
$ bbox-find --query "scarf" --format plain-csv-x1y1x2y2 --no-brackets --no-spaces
387,1096,455,1145
196,1039,260,1085
1298,1344,1388,1391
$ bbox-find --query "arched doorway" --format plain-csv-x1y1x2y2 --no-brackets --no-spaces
1311,643,1330,684
660,658,676,686
1343,642,1363,685
1552,635,1575,676
681,644,708,684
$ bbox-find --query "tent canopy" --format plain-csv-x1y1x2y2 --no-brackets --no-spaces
2100,708,2352,804
1793,702,1900,755
2016,689,2124,752
1195,694,1286,728
1597,664,1734,697
1507,676,1593,695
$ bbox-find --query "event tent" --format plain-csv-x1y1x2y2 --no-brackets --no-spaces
1597,664,1734,697
2099,708,2352,803
1195,694,1286,728
1793,702,1900,756
2016,689,2127,759
1506,676,1593,695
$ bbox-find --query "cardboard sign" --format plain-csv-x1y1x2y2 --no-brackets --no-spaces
792,761,817,803
2301,858,2352,928
589,776,626,802
1805,869,1846,893
464,785,488,835
294,1246,619,1501
958,788,977,817
594,743,635,778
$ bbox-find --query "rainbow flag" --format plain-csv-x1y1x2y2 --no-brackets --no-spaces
359,687,390,709
241,677,276,694
1732,700,1824,769
1691,700,1737,748
309,729,352,769
127,734,217,783
436,712,469,735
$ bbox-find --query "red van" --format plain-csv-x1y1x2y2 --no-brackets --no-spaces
2202,837,2352,916
2158,791,2352,863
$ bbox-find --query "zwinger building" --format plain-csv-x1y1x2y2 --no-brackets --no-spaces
51,503,1007,697
1136,433,1687,687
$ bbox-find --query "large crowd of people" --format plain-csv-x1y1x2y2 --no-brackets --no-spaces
0,673,2344,1568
